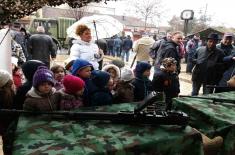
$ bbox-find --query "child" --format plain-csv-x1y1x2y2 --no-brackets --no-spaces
55,74,85,111
71,58,94,106
0,70,16,146
51,65,66,90
132,62,153,102
71,58,93,81
152,57,180,110
64,57,76,74
14,60,46,110
11,57,23,90
102,64,120,92
88,70,113,106
102,64,120,80
0,70,15,109
23,66,57,111
114,67,135,104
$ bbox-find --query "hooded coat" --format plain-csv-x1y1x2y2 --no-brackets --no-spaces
88,70,113,106
102,64,120,80
71,59,93,106
23,87,58,111
133,36,155,62
132,62,153,102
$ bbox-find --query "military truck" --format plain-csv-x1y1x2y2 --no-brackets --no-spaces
28,17,76,47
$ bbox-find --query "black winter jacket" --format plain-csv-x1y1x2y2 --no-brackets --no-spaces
192,46,224,84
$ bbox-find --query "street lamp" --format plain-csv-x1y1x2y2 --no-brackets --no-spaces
180,10,194,36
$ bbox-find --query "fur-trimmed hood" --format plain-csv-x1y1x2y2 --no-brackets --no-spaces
102,64,120,79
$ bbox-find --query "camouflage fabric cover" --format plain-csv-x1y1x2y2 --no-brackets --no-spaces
12,103,203,155
173,91,235,155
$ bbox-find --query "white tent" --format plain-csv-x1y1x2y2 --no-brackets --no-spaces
0,29,11,73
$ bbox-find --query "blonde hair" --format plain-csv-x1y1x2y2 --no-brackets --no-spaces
75,24,90,36
171,31,183,36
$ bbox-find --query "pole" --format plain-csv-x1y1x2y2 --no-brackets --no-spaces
183,19,189,36
93,20,99,43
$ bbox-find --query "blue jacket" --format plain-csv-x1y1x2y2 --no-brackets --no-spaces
71,59,94,106
71,58,93,76
122,38,133,50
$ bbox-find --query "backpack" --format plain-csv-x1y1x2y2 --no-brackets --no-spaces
149,40,165,59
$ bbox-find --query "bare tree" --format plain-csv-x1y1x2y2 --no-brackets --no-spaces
126,0,163,30
168,16,184,32
64,5,89,21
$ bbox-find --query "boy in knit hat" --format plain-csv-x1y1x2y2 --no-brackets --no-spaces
114,67,135,104
132,62,153,102
55,74,85,110
23,66,57,111
152,57,180,110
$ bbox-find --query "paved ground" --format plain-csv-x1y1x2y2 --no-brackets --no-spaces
54,50,201,96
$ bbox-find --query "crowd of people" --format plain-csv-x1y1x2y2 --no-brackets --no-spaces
1,23,235,154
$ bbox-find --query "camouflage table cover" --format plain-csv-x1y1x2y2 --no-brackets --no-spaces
173,91,235,155
12,103,203,155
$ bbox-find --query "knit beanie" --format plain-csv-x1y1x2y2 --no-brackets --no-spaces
0,69,12,88
33,66,55,88
63,75,85,94
121,67,134,82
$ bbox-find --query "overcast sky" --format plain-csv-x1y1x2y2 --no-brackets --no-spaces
102,0,234,27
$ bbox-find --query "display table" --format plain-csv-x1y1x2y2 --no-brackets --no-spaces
174,91,235,155
12,103,203,155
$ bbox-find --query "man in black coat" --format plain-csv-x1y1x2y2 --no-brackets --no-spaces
27,26,56,68
191,33,225,95
154,31,183,75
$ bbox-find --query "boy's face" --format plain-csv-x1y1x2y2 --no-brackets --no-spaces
77,66,92,79
54,68,65,81
143,69,151,77
166,64,177,72
107,78,114,91
107,68,117,79
38,82,53,94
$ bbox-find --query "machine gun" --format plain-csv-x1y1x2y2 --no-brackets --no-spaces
179,95,235,106
0,92,189,126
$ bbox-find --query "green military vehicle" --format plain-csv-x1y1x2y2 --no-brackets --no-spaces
28,17,76,47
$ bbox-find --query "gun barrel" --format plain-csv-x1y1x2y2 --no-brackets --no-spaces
179,95,235,104
0,109,189,126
